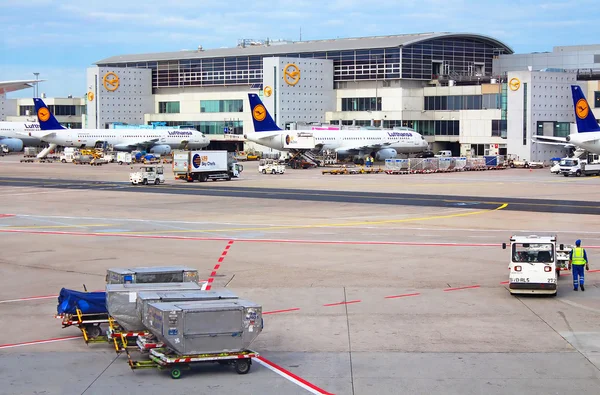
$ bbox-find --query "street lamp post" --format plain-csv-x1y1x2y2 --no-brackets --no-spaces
33,72,40,97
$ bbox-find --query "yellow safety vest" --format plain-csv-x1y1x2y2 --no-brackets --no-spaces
571,247,587,265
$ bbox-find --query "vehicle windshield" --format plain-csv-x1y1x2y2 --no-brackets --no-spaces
512,243,554,263
560,159,577,166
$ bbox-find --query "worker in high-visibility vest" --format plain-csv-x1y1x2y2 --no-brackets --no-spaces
569,239,590,291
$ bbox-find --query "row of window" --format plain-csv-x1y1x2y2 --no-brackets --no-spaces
594,92,600,108
100,38,509,87
150,120,243,135
19,105,85,116
158,100,244,114
200,100,243,113
424,94,502,111
341,97,382,112
536,121,571,137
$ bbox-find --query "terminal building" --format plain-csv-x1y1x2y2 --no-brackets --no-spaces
91,33,516,157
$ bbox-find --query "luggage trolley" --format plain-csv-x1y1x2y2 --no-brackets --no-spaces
107,316,152,353
56,288,110,343
126,347,259,379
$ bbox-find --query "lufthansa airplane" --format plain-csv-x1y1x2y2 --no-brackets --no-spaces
31,98,210,154
532,85,600,155
245,93,429,161
0,122,43,151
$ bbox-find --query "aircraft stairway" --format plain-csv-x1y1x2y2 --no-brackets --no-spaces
36,143,58,159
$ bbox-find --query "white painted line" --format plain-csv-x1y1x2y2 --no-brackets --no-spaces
0,336,80,350
0,295,57,304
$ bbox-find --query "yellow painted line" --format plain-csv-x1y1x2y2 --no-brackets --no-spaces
112,203,509,235
6,224,117,229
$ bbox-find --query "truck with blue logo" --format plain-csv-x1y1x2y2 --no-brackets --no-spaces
172,150,243,182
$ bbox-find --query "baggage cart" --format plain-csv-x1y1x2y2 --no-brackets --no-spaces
126,347,258,379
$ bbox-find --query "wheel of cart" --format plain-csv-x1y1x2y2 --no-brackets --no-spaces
234,359,251,374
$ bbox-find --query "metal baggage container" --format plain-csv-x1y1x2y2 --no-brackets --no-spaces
106,266,200,284
454,157,467,170
136,289,238,323
106,282,204,331
145,299,263,355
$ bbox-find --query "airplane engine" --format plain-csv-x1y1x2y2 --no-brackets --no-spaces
0,138,24,152
375,148,397,161
150,144,172,155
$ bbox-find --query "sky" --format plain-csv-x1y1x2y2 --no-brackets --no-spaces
1,0,599,99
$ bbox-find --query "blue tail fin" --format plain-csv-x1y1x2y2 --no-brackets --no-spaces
571,85,600,133
33,98,65,131
248,93,281,132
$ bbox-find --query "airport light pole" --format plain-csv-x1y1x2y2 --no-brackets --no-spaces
33,72,40,97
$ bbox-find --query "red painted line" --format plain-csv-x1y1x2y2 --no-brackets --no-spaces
499,281,509,285
0,214,16,218
589,269,600,273
0,335,80,349
384,292,421,299
263,308,300,315
444,285,481,292
255,356,334,395
323,300,361,307
206,240,234,291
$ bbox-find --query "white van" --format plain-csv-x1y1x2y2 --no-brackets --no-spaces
434,150,452,158
503,235,557,296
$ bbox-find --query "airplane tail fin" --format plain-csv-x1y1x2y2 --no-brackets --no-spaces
248,93,281,132
33,98,66,131
571,85,600,133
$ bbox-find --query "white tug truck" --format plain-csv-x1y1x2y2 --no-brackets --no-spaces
130,165,165,185
258,158,286,174
503,235,559,296
559,156,600,177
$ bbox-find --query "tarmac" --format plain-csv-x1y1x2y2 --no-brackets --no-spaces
0,155,599,395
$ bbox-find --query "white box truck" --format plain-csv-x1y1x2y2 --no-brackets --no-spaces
173,150,243,182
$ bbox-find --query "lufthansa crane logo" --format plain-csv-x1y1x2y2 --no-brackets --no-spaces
87,91,94,101
103,72,120,91
252,104,266,122
264,86,273,97
283,64,300,86
37,107,50,122
509,78,520,91
576,98,589,119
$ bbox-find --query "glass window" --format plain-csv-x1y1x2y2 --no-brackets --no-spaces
158,102,180,114
595,92,600,108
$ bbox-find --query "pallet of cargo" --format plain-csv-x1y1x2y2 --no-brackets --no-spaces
126,347,258,379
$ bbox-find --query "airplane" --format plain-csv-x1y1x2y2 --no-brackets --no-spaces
531,85,600,155
245,93,429,161
0,122,43,151
31,98,210,154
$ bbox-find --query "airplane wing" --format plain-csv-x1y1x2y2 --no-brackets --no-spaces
531,136,574,148
334,141,396,153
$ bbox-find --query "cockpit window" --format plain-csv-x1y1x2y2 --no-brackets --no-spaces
512,243,554,263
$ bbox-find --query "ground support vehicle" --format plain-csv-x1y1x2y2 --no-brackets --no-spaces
556,244,573,274
258,158,285,174
56,288,109,343
559,158,600,177
130,165,165,185
126,347,258,379
507,158,544,169
117,152,133,165
90,158,108,166
503,235,558,296
106,316,151,353
173,150,242,182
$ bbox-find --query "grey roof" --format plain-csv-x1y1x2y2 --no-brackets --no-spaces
95,32,513,64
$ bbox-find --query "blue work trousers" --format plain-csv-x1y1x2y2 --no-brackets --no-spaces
572,265,585,289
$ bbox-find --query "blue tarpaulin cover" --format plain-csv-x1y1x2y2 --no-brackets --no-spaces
57,288,107,315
